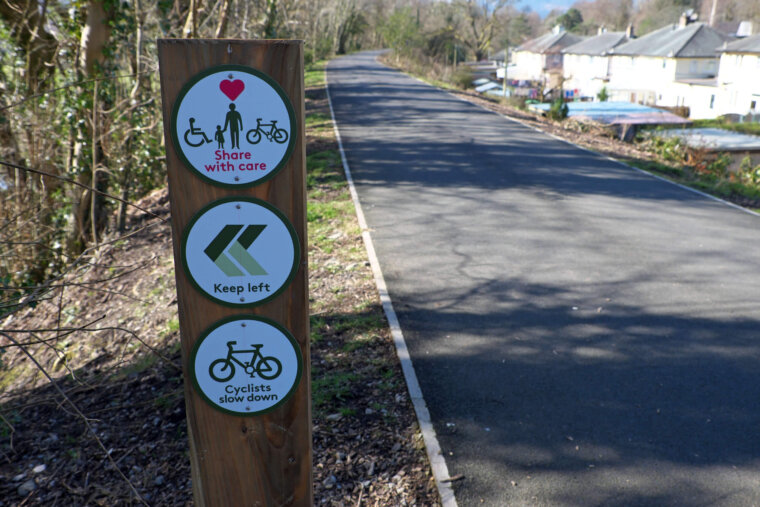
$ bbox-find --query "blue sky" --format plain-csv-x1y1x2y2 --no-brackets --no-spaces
517,0,577,17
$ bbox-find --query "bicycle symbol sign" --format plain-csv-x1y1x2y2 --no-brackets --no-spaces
190,316,302,416
171,64,296,187
208,342,282,382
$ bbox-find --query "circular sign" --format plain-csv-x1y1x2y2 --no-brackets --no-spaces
171,65,296,187
182,197,300,307
190,316,303,416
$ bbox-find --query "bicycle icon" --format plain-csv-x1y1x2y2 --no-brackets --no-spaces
246,118,289,145
208,341,282,382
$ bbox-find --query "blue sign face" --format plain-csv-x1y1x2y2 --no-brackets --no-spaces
182,197,300,307
172,65,296,187
190,316,303,416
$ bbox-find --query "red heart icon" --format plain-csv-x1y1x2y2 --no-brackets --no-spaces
219,79,244,101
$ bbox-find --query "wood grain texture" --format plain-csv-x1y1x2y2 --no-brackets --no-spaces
157,39,311,507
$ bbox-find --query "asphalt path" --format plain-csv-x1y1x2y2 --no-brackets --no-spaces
326,51,760,506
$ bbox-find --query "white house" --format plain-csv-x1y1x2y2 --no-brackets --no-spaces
511,26,584,89
606,18,733,118
562,30,629,100
716,34,760,116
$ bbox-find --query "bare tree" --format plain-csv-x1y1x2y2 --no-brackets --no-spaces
573,0,633,32
458,0,512,61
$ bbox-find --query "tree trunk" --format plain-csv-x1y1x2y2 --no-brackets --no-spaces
79,1,111,74
183,0,200,37
263,0,278,38
0,0,57,90
214,0,231,38
66,0,113,254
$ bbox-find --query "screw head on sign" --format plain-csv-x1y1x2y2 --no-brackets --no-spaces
228,74,234,79
236,204,241,209
246,406,251,411
241,323,246,328
234,176,240,181
240,297,245,302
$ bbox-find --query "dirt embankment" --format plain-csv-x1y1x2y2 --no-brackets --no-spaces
0,85,440,506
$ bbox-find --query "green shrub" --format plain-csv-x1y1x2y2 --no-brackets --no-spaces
452,67,473,89
505,95,527,110
547,97,569,121
705,152,732,178
739,156,760,186
648,135,688,164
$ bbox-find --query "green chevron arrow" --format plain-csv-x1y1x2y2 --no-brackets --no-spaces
204,225,268,276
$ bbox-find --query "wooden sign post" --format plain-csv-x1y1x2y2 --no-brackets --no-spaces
157,39,311,506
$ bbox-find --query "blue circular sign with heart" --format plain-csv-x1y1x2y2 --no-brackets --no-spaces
171,65,296,187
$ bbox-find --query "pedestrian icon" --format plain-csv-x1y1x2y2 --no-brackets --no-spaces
223,104,243,149
171,65,296,187
182,198,300,306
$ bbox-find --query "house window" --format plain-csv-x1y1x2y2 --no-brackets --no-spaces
752,100,757,111
662,59,666,68
689,60,697,73
710,95,715,109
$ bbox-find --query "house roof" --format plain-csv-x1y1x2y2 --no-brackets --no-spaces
516,31,585,54
720,33,760,54
610,22,734,58
713,21,742,37
491,49,507,61
562,32,628,55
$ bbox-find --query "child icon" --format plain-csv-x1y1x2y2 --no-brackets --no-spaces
215,125,225,149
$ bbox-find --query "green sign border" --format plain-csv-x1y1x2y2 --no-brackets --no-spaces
189,315,303,417
170,64,297,188
181,197,301,308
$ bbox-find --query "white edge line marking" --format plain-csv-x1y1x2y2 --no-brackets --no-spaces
325,59,458,507
398,64,760,219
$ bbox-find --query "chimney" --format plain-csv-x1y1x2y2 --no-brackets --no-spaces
598,26,607,35
625,24,635,39
679,8,698,27
553,25,566,35
738,21,754,37
709,0,717,26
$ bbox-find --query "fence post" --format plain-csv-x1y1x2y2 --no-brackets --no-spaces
157,39,311,506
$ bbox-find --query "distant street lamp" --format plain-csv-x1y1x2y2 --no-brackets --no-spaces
503,47,508,97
